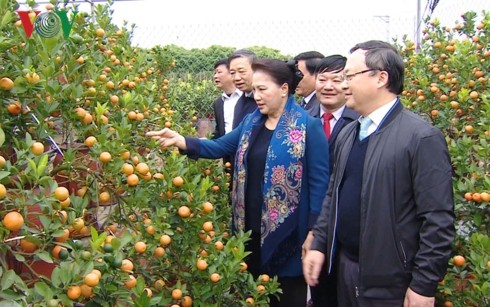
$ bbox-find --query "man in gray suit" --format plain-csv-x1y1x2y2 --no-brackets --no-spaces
293,51,324,112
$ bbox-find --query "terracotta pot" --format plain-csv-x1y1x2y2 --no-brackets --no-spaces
7,250,56,282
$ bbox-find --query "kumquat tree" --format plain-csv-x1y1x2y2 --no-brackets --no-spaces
0,0,279,306
399,10,489,307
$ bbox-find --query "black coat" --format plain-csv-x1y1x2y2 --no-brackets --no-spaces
311,102,455,299
212,95,225,138
232,94,257,129
304,93,320,114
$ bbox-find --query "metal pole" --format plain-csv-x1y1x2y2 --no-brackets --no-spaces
374,15,390,42
416,0,422,52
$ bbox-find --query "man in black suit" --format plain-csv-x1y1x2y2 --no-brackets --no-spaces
303,55,359,307
293,51,324,113
228,50,258,129
212,59,242,139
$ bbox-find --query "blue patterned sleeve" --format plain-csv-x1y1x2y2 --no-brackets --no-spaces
182,122,243,160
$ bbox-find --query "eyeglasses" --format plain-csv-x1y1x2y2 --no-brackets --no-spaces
342,69,378,82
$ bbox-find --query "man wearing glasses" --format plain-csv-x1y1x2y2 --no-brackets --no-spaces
303,40,454,307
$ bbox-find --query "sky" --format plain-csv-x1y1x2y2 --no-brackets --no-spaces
107,0,486,55
107,0,420,54
16,0,489,55
109,0,417,25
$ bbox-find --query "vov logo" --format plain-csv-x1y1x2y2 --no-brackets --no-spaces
16,10,78,39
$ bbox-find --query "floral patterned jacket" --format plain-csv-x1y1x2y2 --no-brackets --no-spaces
184,96,330,277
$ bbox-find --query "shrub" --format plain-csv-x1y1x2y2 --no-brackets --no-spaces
399,10,489,306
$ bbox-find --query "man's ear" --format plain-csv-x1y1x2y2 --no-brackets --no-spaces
377,70,389,89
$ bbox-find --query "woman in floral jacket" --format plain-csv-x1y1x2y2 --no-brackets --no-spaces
147,59,330,306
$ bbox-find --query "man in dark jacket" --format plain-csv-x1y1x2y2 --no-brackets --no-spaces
294,51,324,113
303,40,455,307
228,50,258,129
307,55,359,173
212,59,242,138
303,55,359,307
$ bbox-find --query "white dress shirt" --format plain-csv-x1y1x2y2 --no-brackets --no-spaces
361,98,398,137
302,91,316,107
223,89,242,134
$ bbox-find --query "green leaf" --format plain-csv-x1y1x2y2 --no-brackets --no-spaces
11,273,28,292
26,158,37,177
59,262,71,285
111,237,121,250
0,10,13,28
117,233,133,248
51,266,61,287
37,153,49,177
0,269,15,291
34,281,53,298
0,171,10,181
90,227,106,251
122,92,132,105
13,253,25,262
0,300,22,307
25,132,32,144
36,250,54,264
38,215,52,228
0,127,4,147
43,36,61,55
473,212,482,227
52,229,68,238
70,34,84,43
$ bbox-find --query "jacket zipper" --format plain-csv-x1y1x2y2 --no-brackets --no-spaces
328,189,339,274
357,132,372,299
328,132,350,274
400,241,407,268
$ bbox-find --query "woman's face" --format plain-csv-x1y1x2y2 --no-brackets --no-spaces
252,71,288,117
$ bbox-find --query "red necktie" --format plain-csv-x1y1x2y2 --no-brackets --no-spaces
322,113,334,139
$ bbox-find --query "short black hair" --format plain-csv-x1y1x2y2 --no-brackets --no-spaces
314,55,347,75
350,40,404,95
294,51,325,61
293,51,324,75
214,58,228,70
227,49,257,67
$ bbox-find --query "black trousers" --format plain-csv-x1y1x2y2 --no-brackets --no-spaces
269,276,307,307
337,249,404,307
310,262,338,306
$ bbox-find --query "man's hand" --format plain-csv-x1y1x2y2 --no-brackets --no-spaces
302,250,325,287
302,231,314,258
403,288,435,307
146,128,187,150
